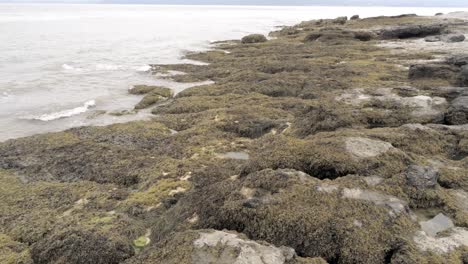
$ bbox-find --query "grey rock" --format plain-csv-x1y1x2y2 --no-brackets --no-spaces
446,54,468,67
379,24,447,39
458,65,468,86
420,213,454,237
425,36,441,42
193,230,296,264
408,64,459,80
442,34,466,43
435,13,444,16
350,15,360,20
405,165,439,189
446,95,468,125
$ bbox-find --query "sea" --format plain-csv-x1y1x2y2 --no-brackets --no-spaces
1,4,467,141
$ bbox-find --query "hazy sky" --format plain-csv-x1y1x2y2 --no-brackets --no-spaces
1,0,467,7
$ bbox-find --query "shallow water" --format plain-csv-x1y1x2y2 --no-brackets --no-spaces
2,4,468,141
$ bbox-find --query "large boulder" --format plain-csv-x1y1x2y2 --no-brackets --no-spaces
241,34,267,44
379,24,446,39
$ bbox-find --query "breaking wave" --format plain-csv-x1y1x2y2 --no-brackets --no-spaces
32,100,96,121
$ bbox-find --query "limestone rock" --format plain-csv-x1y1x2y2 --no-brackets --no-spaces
345,137,393,159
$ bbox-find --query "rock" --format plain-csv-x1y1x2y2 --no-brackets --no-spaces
342,188,408,215
457,65,468,86
108,109,137,116
353,31,375,41
193,230,295,263
332,16,348,25
241,34,267,44
304,28,372,43
405,165,439,189
447,54,468,67
442,34,465,43
446,95,468,125
128,229,309,264
425,36,441,42
379,24,446,39
408,64,459,80
435,13,444,16
414,227,468,253
350,15,360,20
420,213,455,237
31,229,134,264
179,169,416,263
345,137,394,159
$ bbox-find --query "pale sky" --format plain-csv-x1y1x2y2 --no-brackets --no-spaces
1,0,467,7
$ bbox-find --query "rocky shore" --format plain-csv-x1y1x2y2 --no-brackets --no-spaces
1,13,468,264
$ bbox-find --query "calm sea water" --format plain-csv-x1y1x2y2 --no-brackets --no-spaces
1,4,467,141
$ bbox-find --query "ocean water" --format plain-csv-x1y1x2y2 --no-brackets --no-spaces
1,4,468,141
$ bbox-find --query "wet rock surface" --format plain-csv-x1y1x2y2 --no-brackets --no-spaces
1,13,468,264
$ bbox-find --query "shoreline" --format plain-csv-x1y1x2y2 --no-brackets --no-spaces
1,12,468,264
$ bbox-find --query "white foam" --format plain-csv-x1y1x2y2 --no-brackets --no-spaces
62,63,75,70
135,65,152,72
32,100,96,121
95,64,123,71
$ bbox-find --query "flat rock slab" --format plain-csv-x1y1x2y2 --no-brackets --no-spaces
193,230,295,264
345,137,393,159
420,213,454,237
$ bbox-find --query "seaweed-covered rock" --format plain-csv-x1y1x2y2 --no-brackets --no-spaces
135,93,164,109
129,85,172,97
304,28,370,43
31,229,134,264
408,64,459,80
353,31,375,41
332,16,348,25
405,165,439,189
379,24,446,39
127,229,320,264
241,34,267,44
0,234,32,264
181,169,415,264
446,95,468,125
